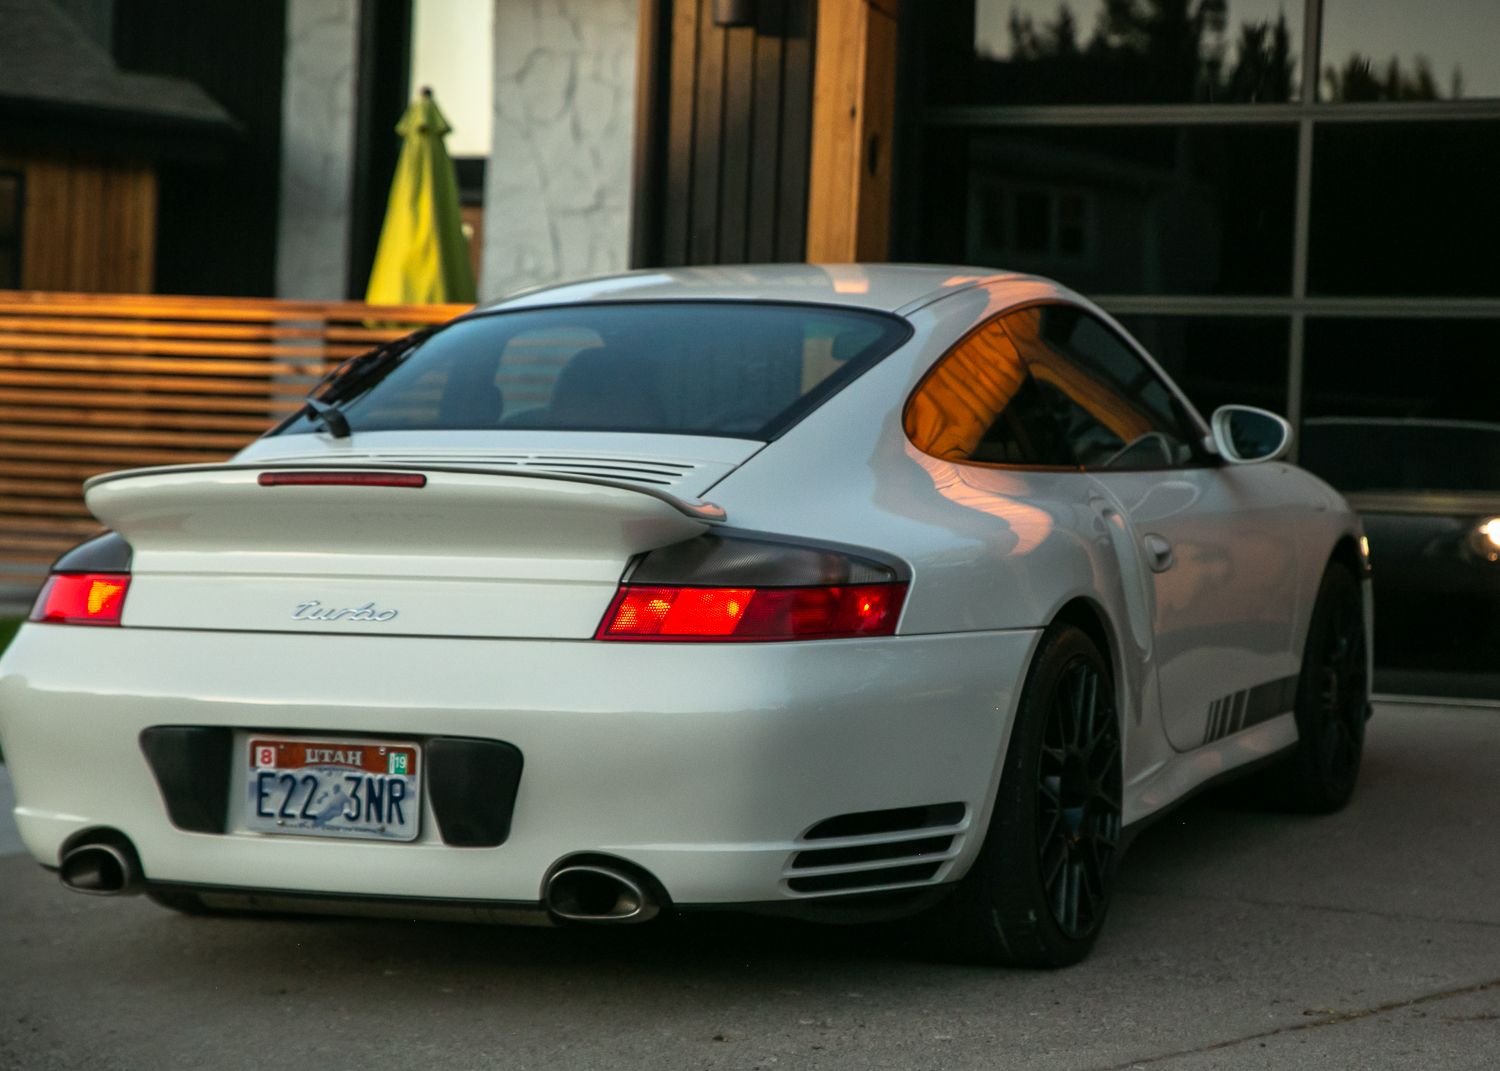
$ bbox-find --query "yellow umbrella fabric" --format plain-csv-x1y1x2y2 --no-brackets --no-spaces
364,88,477,305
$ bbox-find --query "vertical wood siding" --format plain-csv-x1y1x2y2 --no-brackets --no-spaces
0,154,158,294
642,0,816,267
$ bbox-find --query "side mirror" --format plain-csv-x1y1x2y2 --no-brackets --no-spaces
1210,405,1292,464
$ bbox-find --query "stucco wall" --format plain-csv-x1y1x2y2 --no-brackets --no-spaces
276,0,359,300
483,0,638,301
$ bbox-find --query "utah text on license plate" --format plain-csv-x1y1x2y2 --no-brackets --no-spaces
243,737,421,842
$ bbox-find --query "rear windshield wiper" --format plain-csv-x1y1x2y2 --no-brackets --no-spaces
302,397,352,438
296,326,440,439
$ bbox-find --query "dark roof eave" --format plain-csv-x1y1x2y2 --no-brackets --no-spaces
0,95,241,163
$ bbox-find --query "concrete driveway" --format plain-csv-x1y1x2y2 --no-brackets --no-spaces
1,701,1497,1070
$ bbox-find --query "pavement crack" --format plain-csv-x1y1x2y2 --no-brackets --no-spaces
1093,977,1500,1070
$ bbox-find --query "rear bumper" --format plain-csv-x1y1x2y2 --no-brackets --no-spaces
0,625,1038,909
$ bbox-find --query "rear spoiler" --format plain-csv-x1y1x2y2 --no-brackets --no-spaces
84,461,728,524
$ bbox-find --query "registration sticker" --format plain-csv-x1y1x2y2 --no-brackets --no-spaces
242,737,421,842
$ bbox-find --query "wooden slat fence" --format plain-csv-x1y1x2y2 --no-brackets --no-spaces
0,290,471,590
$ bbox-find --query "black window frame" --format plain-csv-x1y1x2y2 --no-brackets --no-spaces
0,169,23,290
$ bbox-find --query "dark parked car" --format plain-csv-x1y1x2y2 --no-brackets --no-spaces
1301,417,1500,691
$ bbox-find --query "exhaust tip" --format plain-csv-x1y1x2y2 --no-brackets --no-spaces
59,842,141,896
545,864,661,924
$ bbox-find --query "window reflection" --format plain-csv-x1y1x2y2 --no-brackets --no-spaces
1321,0,1500,100
920,125,1297,295
1309,120,1500,297
1116,315,1289,417
925,0,1304,106
1303,318,1500,426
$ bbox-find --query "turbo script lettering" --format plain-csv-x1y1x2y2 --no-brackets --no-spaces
291,601,398,622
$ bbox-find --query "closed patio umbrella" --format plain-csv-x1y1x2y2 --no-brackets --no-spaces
364,87,477,305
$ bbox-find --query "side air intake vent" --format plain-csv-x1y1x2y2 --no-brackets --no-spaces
803,802,965,840
787,863,944,894
785,803,969,896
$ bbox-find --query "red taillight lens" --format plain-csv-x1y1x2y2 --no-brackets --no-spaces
30,573,131,626
596,583,906,642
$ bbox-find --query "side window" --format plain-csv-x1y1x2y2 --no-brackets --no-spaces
905,317,1075,466
1003,305,1198,471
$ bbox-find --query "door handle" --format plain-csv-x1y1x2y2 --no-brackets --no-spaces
1143,533,1175,572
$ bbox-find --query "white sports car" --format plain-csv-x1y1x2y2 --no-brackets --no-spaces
0,265,1371,967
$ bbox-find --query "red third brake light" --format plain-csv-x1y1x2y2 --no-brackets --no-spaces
258,471,427,488
596,583,906,642
30,573,132,626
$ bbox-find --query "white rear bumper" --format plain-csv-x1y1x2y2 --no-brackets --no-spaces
0,625,1038,907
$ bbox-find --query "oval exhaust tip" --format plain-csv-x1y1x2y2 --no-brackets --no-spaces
59,843,140,896
546,864,660,924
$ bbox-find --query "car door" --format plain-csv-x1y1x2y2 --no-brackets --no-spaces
1004,303,1304,752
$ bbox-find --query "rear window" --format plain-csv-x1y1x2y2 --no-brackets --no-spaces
275,302,911,440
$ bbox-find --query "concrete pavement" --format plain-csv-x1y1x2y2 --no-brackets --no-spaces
1,701,1497,1070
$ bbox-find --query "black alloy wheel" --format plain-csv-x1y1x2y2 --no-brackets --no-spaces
1037,658,1122,940
922,624,1123,968
1258,562,1368,812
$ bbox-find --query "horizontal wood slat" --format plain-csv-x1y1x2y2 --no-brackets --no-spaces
0,290,471,592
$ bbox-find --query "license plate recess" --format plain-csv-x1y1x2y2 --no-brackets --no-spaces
243,736,421,842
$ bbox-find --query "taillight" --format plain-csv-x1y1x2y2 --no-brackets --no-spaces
31,572,132,626
596,531,910,642
596,583,906,641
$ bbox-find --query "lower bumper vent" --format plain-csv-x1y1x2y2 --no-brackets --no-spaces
785,803,969,895
788,862,943,894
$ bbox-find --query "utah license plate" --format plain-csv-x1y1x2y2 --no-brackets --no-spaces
243,737,421,842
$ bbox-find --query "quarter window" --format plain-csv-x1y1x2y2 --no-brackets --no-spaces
1006,305,1199,470
904,317,1074,466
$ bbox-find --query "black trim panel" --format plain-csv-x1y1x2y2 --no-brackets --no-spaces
139,727,234,834
148,881,551,926
426,738,525,848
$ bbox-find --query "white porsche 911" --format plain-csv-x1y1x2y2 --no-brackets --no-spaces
0,265,1371,967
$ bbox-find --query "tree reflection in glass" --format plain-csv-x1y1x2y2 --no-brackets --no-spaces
932,0,1302,105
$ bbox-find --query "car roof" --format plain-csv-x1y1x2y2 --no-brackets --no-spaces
478,263,1061,317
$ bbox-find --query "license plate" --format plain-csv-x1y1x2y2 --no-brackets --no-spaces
243,737,421,842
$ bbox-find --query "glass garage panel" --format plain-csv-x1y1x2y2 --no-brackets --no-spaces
916,124,1297,296
1321,0,1500,101
1308,120,1500,298
1300,318,1500,493
1114,314,1289,419
921,0,1306,106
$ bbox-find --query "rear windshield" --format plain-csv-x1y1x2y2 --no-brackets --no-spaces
275,302,911,440
1300,419,1500,493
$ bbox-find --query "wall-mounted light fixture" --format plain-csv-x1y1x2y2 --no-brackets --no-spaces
713,0,756,28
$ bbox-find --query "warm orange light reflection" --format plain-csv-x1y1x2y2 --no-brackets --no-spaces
908,445,1054,555
822,264,871,294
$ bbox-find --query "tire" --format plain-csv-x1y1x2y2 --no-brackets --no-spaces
1255,562,1369,813
922,624,1123,968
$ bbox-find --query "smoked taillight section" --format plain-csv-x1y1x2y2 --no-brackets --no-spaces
30,573,132,626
